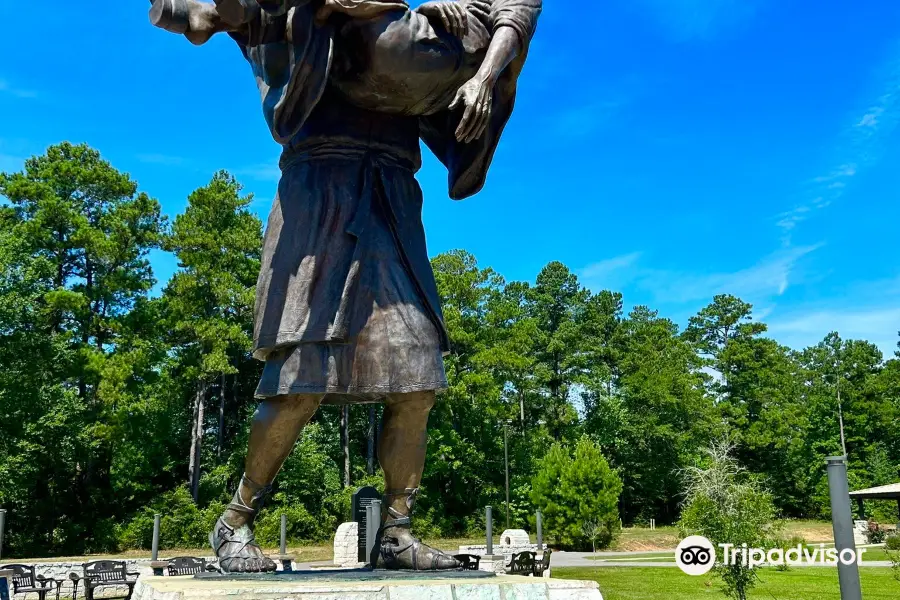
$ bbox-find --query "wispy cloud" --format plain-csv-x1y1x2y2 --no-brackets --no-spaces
581,252,642,279
641,244,822,304
777,41,900,243
627,0,766,41
0,79,37,99
580,244,821,305
770,306,900,358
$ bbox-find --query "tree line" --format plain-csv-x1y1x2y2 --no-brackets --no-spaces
0,143,897,557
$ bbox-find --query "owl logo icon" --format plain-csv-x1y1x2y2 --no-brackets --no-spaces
676,536,716,575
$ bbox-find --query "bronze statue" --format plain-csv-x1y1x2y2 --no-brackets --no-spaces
148,0,541,573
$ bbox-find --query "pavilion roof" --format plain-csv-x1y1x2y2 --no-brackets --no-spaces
849,483,900,500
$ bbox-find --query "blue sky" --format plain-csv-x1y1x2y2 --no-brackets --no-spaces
2,1,899,356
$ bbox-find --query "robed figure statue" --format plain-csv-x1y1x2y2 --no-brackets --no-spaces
148,0,541,572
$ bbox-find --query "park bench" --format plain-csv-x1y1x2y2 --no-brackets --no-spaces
506,551,536,575
76,560,139,600
452,554,481,571
165,557,214,576
506,549,552,577
1,564,61,600
534,548,552,577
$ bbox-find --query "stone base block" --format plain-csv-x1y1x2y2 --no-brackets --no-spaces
132,570,603,600
334,521,361,567
478,555,508,574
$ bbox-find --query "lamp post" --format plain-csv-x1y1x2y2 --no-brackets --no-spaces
826,456,862,600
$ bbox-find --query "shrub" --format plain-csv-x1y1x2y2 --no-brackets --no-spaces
678,441,778,600
769,534,806,571
884,533,900,551
117,486,226,550
865,520,886,544
254,500,324,546
530,436,622,550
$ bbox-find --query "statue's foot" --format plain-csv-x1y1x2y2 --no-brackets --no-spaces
210,517,277,573
379,526,461,570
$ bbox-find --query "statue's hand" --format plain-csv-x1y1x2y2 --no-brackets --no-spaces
316,0,408,22
449,72,493,143
416,1,468,39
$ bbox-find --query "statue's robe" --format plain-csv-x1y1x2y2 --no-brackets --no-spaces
233,0,540,402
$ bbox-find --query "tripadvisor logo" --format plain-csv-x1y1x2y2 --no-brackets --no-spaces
676,535,868,575
676,536,716,575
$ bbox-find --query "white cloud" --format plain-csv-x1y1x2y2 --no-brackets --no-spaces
580,244,821,306
639,244,822,304
770,307,900,358
579,251,642,292
581,252,642,278
777,41,900,242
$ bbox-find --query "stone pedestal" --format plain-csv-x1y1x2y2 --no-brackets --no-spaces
273,554,297,572
853,520,868,546
499,529,530,547
132,570,603,600
334,521,363,567
478,555,508,574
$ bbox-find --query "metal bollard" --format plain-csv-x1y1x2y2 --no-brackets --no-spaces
536,510,543,552
151,514,161,560
486,506,493,555
274,512,295,572
826,456,862,600
150,514,165,576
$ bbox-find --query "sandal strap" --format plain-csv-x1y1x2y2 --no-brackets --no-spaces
227,473,272,515
212,518,257,559
382,488,418,528
384,506,411,528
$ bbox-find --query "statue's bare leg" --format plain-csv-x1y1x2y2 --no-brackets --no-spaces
211,393,322,573
377,391,459,570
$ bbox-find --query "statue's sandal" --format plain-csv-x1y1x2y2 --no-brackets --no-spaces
209,474,278,573
376,488,462,570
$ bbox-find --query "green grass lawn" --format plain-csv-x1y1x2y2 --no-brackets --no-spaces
584,546,893,564
554,567,900,600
